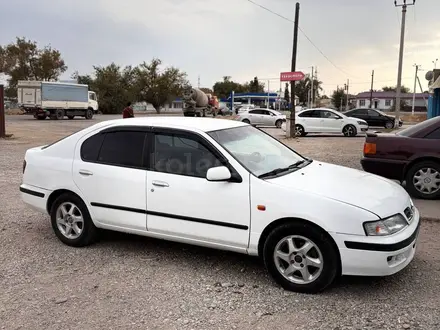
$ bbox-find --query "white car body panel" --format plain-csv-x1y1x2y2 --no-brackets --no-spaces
237,109,286,127
20,117,418,279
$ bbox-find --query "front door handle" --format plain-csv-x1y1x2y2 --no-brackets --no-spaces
79,169,93,176
152,180,169,188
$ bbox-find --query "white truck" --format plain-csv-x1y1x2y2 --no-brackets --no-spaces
17,81,99,120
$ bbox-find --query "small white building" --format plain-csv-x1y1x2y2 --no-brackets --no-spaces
354,91,428,111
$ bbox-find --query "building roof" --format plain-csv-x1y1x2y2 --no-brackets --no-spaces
355,91,429,99
85,116,247,134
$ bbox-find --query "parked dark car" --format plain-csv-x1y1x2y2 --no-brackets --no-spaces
361,116,440,199
343,108,403,129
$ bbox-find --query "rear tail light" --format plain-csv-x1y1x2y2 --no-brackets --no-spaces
23,160,27,173
363,142,376,155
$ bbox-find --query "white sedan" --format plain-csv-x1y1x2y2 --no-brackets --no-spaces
282,108,369,137
236,108,286,128
20,117,419,293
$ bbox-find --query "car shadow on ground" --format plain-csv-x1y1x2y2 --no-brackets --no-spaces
93,229,416,295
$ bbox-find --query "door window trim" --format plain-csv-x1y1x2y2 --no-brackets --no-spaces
149,127,243,182
80,126,150,170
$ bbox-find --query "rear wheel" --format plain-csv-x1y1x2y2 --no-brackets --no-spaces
405,161,440,199
342,125,357,137
242,119,250,124
263,222,339,293
36,115,46,120
295,124,306,137
55,109,65,120
50,193,98,247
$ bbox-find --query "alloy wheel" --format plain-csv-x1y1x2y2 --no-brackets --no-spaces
413,167,440,195
55,202,84,239
273,235,324,285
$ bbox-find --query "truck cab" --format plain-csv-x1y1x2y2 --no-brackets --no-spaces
88,91,99,113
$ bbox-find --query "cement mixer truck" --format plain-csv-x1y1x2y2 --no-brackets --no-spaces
182,87,218,117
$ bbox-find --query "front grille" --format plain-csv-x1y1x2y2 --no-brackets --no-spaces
404,206,414,223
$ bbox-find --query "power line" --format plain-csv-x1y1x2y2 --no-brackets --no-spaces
245,0,359,78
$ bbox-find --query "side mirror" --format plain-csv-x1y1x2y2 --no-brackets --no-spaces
206,166,231,182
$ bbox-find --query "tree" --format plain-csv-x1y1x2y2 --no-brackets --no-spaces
135,58,189,113
213,76,247,98
295,76,323,105
0,37,67,98
284,83,290,102
331,88,346,110
244,77,265,93
382,85,411,93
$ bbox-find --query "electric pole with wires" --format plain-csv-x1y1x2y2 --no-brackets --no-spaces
394,0,415,127
289,2,300,138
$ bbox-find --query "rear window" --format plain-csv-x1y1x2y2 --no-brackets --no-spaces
397,117,440,137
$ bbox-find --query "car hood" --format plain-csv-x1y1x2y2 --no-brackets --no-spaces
348,117,368,124
268,161,410,218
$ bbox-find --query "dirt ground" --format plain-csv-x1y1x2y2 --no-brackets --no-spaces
1,114,440,330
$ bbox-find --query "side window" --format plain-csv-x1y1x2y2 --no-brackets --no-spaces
368,110,379,116
81,133,105,161
321,111,339,119
154,133,223,178
355,109,368,115
97,131,147,168
424,128,440,139
299,111,312,118
262,110,272,116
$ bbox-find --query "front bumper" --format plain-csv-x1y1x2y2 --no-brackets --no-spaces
330,208,420,276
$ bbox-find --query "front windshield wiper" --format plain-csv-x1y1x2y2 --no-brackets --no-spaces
258,159,310,179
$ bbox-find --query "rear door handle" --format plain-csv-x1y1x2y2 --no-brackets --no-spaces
152,180,169,188
79,169,93,176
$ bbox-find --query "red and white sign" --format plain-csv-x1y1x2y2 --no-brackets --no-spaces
280,71,305,81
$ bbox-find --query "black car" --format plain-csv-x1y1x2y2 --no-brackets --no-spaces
343,108,403,129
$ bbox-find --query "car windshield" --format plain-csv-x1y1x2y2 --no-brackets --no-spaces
397,117,440,137
208,125,307,178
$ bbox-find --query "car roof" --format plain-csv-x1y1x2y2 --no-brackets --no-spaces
86,116,247,133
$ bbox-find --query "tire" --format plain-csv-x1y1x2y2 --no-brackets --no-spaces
405,160,440,200
85,109,94,120
342,125,357,137
196,112,202,117
242,119,250,124
275,120,283,129
50,193,98,247
67,115,75,120
295,124,306,137
263,222,339,293
36,115,46,120
385,121,394,129
55,109,65,120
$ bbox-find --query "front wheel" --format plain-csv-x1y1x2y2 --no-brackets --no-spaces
263,222,339,293
342,125,357,137
50,193,98,247
275,120,283,128
405,161,440,199
85,109,94,120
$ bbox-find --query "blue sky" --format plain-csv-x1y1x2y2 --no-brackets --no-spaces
1,0,439,94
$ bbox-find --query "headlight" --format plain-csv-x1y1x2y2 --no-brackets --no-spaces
364,214,408,236
357,121,366,125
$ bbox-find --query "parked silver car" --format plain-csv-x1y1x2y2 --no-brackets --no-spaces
236,108,286,128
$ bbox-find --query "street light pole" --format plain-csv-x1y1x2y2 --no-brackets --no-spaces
394,0,415,127
412,64,419,115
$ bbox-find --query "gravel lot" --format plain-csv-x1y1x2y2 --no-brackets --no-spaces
1,114,440,330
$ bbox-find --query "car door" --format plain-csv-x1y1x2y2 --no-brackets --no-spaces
367,109,381,127
351,109,369,122
72,126,149,232
247,110,262,124
145,129,251,250
261,110,275,126
320,110,344,132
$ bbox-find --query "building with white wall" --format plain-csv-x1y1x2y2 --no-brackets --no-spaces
354,91,429,111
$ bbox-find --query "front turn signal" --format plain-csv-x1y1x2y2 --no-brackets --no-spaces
363,142,376,155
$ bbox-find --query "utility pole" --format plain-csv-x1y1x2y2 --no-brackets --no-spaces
197,75,200,89
412,64,419,115
289,2,300,138
345,79,350,111
369,70,375,108
394,0,415,126
433,59,438,70
0,85,5,138
310,66,314,108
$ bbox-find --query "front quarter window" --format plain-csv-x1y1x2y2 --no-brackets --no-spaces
208,125,307,178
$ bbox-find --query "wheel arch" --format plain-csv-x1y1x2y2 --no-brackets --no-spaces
46,189,87,214
257,217,341,275
403,156,440,178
